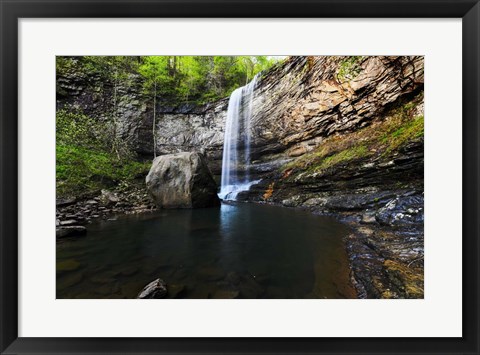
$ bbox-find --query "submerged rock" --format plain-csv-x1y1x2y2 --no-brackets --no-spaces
136,278,168,299
146,152,220,209
56,226,87,238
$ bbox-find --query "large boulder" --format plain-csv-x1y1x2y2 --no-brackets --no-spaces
146,152,220,209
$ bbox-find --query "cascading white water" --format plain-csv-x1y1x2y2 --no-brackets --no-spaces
218,74,260,200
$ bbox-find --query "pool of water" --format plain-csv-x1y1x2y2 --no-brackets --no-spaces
56,202,356,299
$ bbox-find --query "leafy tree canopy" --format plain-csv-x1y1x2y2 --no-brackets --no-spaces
57,55,283,104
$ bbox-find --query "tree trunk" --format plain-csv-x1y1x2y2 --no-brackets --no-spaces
112,69,120,160
153,80,157,159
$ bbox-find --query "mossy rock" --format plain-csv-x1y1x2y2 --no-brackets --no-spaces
384,259,424,298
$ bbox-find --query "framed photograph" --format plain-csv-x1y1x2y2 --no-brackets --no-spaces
1,0,478,354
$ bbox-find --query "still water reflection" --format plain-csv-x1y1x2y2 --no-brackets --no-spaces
57,202,356,299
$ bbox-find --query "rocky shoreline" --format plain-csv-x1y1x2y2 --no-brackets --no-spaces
329,191,423,299
345,221,423,299
56,183,156,239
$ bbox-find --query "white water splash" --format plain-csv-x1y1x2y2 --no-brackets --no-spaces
219,75,260,201
218,180,261,201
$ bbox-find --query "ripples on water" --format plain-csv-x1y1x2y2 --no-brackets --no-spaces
56,202,356,299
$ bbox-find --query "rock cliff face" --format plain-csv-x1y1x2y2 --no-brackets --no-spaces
57,70,227,173
152,102,227,175
57,56,423,177
152,56,424,179
57,71,150,154
248,56,423,158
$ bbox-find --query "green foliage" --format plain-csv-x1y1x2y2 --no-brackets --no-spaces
138,56,173,95
402,102,417,112
56,110,108,150
56,110,148,198
57,56,283,105
164,55,280,103
312,145,369,173
56,57,77,77
57,56,140,81
56,109,134,158
337,56,364,81
382,115,424,153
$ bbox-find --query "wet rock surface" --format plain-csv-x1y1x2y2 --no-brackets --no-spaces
342,190,424,298
345,222,423,299
137,278,168,299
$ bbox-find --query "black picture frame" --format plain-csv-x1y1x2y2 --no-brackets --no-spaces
1,1,478,354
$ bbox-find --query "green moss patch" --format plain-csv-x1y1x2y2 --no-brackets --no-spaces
384,259,424,298
56,145,151,198
337,56,364,81
382,115,424,154
304,144,369,174
56,109,152,198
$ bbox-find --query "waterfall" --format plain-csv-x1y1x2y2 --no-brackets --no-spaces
218,74,260,201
